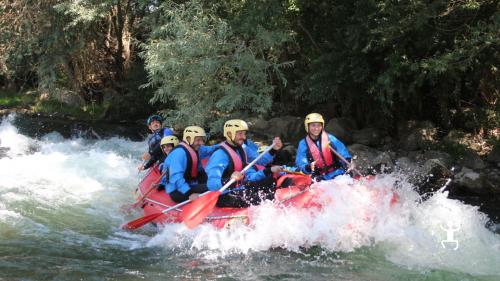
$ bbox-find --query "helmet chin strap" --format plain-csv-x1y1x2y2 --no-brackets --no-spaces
226,134,242,147
226,138,237,146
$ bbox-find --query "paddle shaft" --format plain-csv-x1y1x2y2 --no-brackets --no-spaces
133,169,167,207
218,142,276,194
329,145,363,177
153,142,277,215
138,162,158,185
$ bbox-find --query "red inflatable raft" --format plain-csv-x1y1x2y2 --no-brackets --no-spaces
131,165,399,229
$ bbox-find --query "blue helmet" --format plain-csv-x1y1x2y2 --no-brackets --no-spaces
146,114,162,125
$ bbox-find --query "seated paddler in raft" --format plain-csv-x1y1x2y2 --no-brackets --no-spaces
160,126,220,203
205,119,284,208
295,113,353,181
244,137,283,168
138,114,175,171
156,135,179,167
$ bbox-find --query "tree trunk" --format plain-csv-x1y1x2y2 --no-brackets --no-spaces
110,0,135,82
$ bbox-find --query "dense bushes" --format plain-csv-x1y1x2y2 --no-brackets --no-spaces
1,0,498,134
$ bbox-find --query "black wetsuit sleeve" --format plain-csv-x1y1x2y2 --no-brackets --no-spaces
144,143,163,170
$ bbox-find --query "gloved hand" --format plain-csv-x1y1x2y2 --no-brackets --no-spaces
141,152,151,161
270,165,283,173
308,161,316,172
231,171,244,181
346,161,356,173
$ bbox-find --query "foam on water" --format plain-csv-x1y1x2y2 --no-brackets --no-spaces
148,172,500,276
0,114,33,156
1,114,500,278
0,115,144,241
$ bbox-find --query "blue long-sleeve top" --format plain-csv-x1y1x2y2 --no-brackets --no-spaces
243,139,275,166
161,144,219,194
205,145,270,192
295,133,351,180
148,128,174,154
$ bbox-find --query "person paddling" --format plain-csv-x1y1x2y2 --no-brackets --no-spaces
163,126,219,203
244,137,283,167
205,119,283,208
139,114,175,170
140,136,179,170
295,113,353,181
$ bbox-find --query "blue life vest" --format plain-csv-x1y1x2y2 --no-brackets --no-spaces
148,128,174,154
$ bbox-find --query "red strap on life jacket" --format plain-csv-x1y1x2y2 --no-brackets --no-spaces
201,158,209,169
220,142,246,172
305,131,334,171
179,142,198,178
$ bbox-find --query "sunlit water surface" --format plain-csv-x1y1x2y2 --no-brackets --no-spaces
1,114,499,280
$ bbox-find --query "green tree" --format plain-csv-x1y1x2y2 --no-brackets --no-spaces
142,0,292,131
293,0,499,131
0,0,151,91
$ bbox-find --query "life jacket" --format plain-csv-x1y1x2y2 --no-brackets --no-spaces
148,131,162,152
220,141,247,186
148,128,174,153
305,131,337,174
175,141,199,180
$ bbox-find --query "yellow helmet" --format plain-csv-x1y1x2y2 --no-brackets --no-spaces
224,119,249,142
160,135,179,147
183,126,206,145
257,145,268,154
304,113,324,132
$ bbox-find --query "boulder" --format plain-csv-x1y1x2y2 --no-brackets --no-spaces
423,150,453,168
247,117,270,132
417,159,453,193
407,151,427,165
348,144,381,174
325,118,355,144
454,167,485,194
483,168,500,194
352,127,383,146
266,115,303,143
398,120,438,151
487,145,500,166
459,150,486,170
395,156,419,173
371,151,395,173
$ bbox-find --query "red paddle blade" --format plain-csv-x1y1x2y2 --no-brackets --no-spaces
122,212,162,230
182,191,221,229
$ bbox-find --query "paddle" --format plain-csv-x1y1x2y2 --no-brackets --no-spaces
182,143,277,229
123,143,276,230
121,169,167,213
328,145,363,177
137,160,146,174
122,196,193,230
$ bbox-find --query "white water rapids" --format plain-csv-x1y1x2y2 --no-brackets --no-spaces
1,114,499,280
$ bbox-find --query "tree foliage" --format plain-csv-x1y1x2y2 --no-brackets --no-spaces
142,0,292,130
1,0,147,91
294,0,499,130
0,0,498,134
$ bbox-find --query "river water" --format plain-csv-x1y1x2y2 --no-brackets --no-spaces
1,114,499,280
